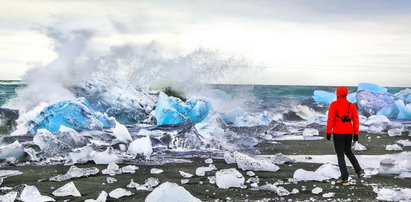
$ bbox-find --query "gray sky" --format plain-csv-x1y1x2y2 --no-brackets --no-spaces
1,0,411,86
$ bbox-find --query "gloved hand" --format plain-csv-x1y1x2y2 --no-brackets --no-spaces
326,133,331,140
353,134,359,142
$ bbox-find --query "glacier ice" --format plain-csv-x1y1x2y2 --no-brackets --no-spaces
252,184,290,196
84,191,108,202
311,187,323,194
72,78,156,125
395,99,411,119
28,98,112,134
215,168,245,189
233,152,279,172
20,185,55,202
155,92,212,125
145,182,201,202
112,121,132,142
52,181,81,197
0,141,26,160
0,191,17,202
179,171,193,178
373,187,411,201
385,144,403,151
395,88,411,103
356,90,398,118
92,147,121,164
49,165,99,182
127,136,153,158
352,142,367,151
109,188,133,199
358,83,388,93
150,168,164,174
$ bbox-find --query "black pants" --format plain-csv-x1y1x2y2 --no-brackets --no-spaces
333,134,363,181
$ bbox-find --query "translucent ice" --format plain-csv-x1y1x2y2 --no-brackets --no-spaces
49,165,99,182
356,90,397,118
179,171,193,178
145,177,160,187
270,153,295,164
20,185,55,202
150,168,164,174
233,152,279,172
52,182,81,197
155,92,211,125
92,147,121,164
215,168,245,189
358,83,388,93
252,184,290,196
395,88,411,103
145,182,201,202
195,164,217,176
314,163,340,179
109,188,133,199
293,169,327,182
232,113,271,127
102,162,121,176
121,165,139,174
127,136,153,158
395,100,411,119
0,140,26,160
29,98,112,134
312,90,356,104
224,152,236,164
112,121,132,142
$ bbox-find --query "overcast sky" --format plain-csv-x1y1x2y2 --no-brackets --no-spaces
1,0,411,86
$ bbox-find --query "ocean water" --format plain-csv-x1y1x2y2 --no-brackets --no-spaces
0,80,23,106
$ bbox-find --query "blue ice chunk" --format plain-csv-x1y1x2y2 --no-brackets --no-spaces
347,92,357,103
358,83,387,93
377,105,399,119
155,92,212,125
221,108,246,124
313,90,335,104
29,98,113,134
395,100,411,119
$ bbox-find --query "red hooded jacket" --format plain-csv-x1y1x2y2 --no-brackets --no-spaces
326,86,359,135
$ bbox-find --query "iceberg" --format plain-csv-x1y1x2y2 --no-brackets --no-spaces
127,136,153,158
145,182,201,202
155,92,212,125
233,152,279,172
109,188,133,199
358,83,388,93
20,185,55,202
52,182,81,197
72,78,156,125
395,100,411,119
395,88,411,103
356,90,398,118
215,168,245,189
29,98,112,134
49,165,99,182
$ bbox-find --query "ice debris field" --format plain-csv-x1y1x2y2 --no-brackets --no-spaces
0,81,410,201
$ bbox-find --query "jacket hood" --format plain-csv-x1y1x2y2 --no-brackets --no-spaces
336,86,348,98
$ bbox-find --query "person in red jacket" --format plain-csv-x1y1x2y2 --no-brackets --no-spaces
326,86,364,186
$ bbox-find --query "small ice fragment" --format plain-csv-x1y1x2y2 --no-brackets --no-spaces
270,153,295,164
150,168,164,174
233,152,279,172
0,170,22,178
322,192,335,198
121,165,139,174
20,185,55,202
0,191,17,202
208,176,216,184
49,165,99,182
109,188,133,199
312,187,323,194
215,168,245,189
52,182,81,197
293,169,327,182
246,171,255,177
102,162,121,176
127,136,153,158
252,184,290,196
397,172,411,179
181,179,189,184
373,187,411,201
205,158,213,164
291,188,299,194
145,182,201,202
179,171,193,178
364,168,379,176
145,177,160,188
195,164,217,176
397,139,411,146
352,142,367,151
315,163,340,179
388,128,402,137
303,128,319,136
106,177,117,184
385,144,403,151
84,191,108,202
